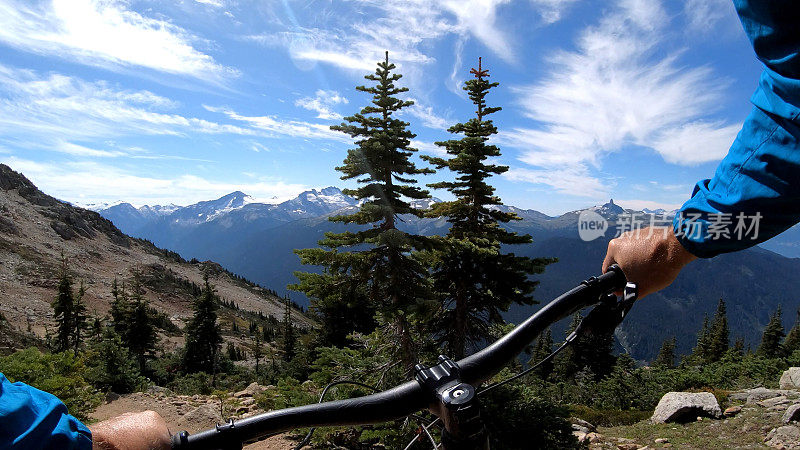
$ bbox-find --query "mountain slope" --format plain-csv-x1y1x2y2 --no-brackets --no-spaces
0,164,312,353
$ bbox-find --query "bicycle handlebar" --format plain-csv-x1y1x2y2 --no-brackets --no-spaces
172,265,627,450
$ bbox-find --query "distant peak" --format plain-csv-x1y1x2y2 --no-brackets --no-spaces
221,190,248,200
320,186,343,196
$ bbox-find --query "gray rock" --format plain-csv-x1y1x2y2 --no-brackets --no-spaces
782,368,800,390
570,417,597,432
761,396,792,408
724,405,743,417
233,382,268,398
651,392,722,423
765,425,800,449
783,404,800,423
730,387,793,404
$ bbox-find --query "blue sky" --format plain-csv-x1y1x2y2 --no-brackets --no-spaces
0,0,763,215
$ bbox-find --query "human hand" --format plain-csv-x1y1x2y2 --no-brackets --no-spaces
90,410,171,450
602,226,697,299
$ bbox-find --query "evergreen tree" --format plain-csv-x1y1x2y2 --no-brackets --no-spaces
653,336,676,368
253,328,263,375
758,307,786,358
72,281,88,355
553,313,615,380
183,274,223,374
52,256,75,353
292,52,434,370
783,309,800,355
110,279,130,339
707,299,730,363
692,315,711,363
280,299,296,362
86,326,143,393
422,58,554,359
126,276,158,374
529,328,554,379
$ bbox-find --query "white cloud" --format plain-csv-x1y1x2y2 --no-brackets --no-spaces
0,64,255,142
505,166,610,198
295,90,348,120
248,0,513,75
410,140,448,157
0,0,236,83
684,0,738,35
503,0,740,196
2,156,309,207
405,100,450,129
204,105,350,142
529,0,581,24
195,0,224,7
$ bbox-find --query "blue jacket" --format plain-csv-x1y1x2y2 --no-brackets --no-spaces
674,0,800,257
0,374,92,449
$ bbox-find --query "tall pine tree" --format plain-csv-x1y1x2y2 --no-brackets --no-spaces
292,52,434,370
183,274,223,374
280,299,296,362
783,309,800,355
653,336,676,368
707,299,730,363
72,281,88,355
127,275,158,374
422,58,554,358
758,306,785,359
529,328,554,379
52,256,75,353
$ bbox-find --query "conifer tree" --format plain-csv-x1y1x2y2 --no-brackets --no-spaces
280,299,296,362
758,307,786,358
783,309,800,355
52,256,75,353
692,315,711,363
707,299,729,363
553,313,615,380
529,328,554,379
653,336,676,368
422,58,554,358
87,326,143,394
127,275,158,373
183,274,223,374
72,281,88,355
292,51,434,370
253,329,263,375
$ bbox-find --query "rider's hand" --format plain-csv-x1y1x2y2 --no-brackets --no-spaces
602,226,696,299
89,410,171,450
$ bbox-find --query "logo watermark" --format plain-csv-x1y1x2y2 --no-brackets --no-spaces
577,211,763,242
578,210,608,241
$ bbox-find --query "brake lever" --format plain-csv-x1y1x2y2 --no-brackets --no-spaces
573,282,638,337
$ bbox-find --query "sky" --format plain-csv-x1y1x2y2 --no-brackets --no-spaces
0,0,764,216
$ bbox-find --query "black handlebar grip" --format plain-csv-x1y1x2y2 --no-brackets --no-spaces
172,431,188,450
602,264,627,290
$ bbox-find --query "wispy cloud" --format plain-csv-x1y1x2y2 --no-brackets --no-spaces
529,0,581,24
405,100,450,129
2,156,309,207
502,0,740,197
247,0,514,75
295,89,348,120
204,105,350,142
0,0,236,83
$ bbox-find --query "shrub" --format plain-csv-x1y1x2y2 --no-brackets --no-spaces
0,348,102,421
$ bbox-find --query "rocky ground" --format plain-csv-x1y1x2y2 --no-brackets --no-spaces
570,368,800,449
91,383,298,449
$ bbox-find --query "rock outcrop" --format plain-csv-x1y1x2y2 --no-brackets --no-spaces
651,392,722,423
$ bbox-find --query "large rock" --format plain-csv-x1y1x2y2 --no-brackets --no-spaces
651,392,722,423
765,425,800,449
177,404,223,432
784,404,800,423
730,387,793,404
233,382,268,398
781,368,800,390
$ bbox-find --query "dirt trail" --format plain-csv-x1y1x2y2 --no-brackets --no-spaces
91,391,297,450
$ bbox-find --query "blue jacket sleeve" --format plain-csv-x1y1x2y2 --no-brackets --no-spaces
673,0,800,258
0,373,92,450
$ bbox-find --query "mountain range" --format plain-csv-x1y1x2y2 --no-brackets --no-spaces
0,164,313,355
92,187,800,362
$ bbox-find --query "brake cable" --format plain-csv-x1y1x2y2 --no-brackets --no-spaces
295,380,439,450
479,282,638,396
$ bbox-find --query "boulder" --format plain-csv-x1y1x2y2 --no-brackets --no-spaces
233,382,268,398
783,404,800,423
571,417,597,432
651,392,722,423
177,404,223,431
781,368,800,390
760,396,792,408
724,405,742,417
730,387,792,404
765,425,800,449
